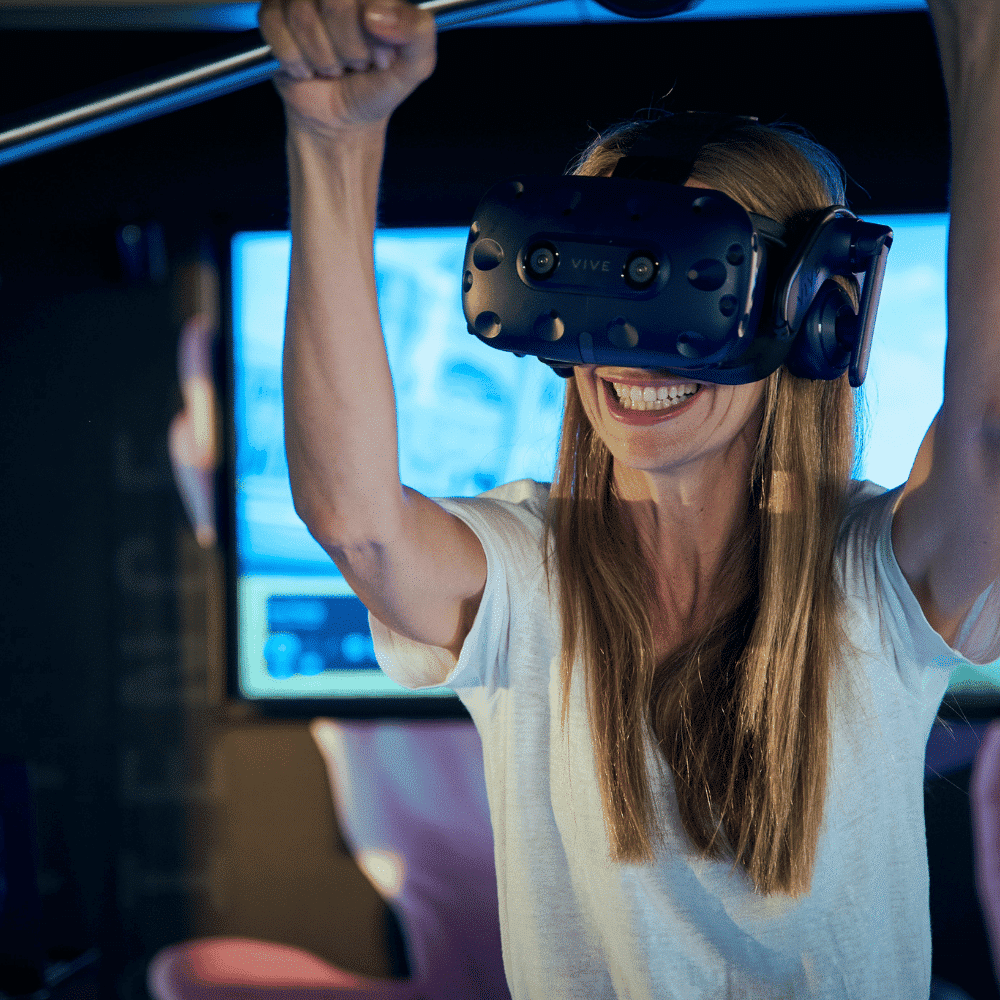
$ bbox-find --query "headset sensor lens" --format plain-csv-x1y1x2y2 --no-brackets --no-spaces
526,243,557,279
625,253,657,289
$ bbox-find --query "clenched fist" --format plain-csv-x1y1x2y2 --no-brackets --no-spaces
258,0,437,136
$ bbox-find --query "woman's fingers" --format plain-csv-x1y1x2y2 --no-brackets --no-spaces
285,0,345,77
363,2,437,83
259,0,377,79
258,0,436,129
372,44,395,72
261,0,430,80
318,0,376,72
259,0,315,80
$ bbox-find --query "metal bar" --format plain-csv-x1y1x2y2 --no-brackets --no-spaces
0,0,555,168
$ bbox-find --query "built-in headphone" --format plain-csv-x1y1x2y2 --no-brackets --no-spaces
774,205,890,387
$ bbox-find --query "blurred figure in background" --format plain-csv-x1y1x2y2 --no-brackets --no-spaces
168,256,221,548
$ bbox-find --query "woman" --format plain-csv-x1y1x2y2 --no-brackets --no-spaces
260,0,1000,994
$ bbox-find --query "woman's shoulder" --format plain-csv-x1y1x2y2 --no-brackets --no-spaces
447,478,551,521
479,477,551,509
841,477,905,525
835,478,906,583
434,479,552,553
845,477,897,505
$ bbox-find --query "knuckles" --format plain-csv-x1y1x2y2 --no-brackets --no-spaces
259,0,438,107
286,0,322,33
319,0,352,17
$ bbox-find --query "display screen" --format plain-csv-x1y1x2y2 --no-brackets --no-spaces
229,213,998,707
231,228,564,704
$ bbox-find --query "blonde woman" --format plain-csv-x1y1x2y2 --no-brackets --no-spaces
260,0,1000,994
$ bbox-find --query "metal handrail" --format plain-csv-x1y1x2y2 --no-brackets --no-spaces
0,0,555,167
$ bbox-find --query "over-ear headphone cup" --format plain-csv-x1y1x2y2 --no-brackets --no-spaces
785,280,858,381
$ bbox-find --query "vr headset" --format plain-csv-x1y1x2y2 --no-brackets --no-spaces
461,112,893,387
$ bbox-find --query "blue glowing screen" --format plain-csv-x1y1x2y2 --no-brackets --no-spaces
231,215,997,701
232,227,563,700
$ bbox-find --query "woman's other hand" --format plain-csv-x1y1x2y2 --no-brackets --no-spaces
971,719,1000,986
258,0,437,137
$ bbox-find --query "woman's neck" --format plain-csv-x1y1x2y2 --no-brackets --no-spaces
613,446,756,639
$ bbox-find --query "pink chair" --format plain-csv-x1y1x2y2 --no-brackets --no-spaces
971,718,1000,988
147,719,509,1000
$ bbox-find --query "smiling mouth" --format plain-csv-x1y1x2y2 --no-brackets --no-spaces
604,379,702,412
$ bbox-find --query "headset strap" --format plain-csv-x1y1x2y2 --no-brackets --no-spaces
610,111,759,184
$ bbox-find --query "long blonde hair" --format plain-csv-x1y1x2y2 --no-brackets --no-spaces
545,116,866,897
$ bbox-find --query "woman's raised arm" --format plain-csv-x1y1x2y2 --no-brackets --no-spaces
892,0,1000,645
260,0,487,669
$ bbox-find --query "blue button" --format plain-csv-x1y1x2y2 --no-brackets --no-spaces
263,633,302,679
342,632,376,664
298,651,325,676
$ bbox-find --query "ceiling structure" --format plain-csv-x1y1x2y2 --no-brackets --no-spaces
0,2,946,237
0,0,925,30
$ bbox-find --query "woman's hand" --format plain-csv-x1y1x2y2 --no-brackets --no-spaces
258,0,437,138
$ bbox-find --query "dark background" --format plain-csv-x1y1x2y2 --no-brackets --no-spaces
2,8,988,999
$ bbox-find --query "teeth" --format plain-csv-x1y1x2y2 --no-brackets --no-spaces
609,381,700,411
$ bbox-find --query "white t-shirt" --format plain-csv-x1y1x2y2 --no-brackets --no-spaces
370,479,1000,1000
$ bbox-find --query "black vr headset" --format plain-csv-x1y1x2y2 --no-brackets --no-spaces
461,112,893,387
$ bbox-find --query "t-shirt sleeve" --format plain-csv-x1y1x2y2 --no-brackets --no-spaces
368,480,549,695
840,481,1000,683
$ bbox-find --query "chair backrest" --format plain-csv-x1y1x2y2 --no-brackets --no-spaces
309,719,510,1000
